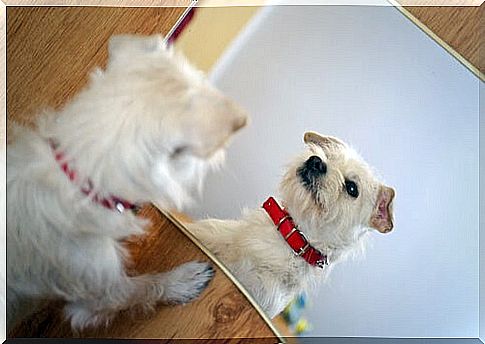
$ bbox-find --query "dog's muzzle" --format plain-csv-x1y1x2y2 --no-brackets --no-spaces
297,155,326,191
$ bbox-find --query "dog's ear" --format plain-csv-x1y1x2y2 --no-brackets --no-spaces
108,34,166,63
369,185,395,234
303,131,346,151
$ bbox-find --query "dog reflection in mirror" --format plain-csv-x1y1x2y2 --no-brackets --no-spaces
188,131,395,318
7,34,248,330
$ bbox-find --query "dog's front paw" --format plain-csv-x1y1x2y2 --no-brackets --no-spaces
160,261,215,305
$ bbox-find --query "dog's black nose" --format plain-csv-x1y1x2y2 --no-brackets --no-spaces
306,155,326,174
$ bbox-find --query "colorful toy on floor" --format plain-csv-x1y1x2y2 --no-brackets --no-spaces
281,292,312,335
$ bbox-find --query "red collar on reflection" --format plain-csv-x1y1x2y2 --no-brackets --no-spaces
262,197,328,268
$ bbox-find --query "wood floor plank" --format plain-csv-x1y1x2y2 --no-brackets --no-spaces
401,4,482,75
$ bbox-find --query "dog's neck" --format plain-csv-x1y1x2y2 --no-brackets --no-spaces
38,103,163,204
262,197,328,268
48,139,141,213
296,214,369,265
259,198,369,267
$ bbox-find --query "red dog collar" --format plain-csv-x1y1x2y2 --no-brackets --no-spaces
262,197,328,268
49,139,138,213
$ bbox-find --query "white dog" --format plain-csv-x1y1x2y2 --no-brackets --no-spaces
188,131,395,318
7,34,248,330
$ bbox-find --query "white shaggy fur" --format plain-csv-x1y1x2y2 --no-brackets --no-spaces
7,34,247,330
188,132,395,318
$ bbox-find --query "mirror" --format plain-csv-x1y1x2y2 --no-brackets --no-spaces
173,2,480,339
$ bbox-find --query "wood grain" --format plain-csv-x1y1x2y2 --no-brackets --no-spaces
10,0,479,5
6,6,280,341
401,4,482,74
8,206,279,341
5,0,191,5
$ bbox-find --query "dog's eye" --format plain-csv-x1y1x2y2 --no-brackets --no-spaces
345,180,359,198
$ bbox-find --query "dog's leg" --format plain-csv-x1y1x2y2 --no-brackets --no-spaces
64,261,214,329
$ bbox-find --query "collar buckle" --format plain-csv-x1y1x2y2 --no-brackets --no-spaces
293,229,310,257
278,219,311,257
277,215,291,231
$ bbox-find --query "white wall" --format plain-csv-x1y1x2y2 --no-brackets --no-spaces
188,5,480,338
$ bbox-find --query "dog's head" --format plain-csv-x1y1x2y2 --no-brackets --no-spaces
77,34,248,208
105,35,248,158
280,131,395,241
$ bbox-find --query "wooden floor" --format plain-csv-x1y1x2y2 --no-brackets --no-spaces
6,6,281,341
401,4,483,76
